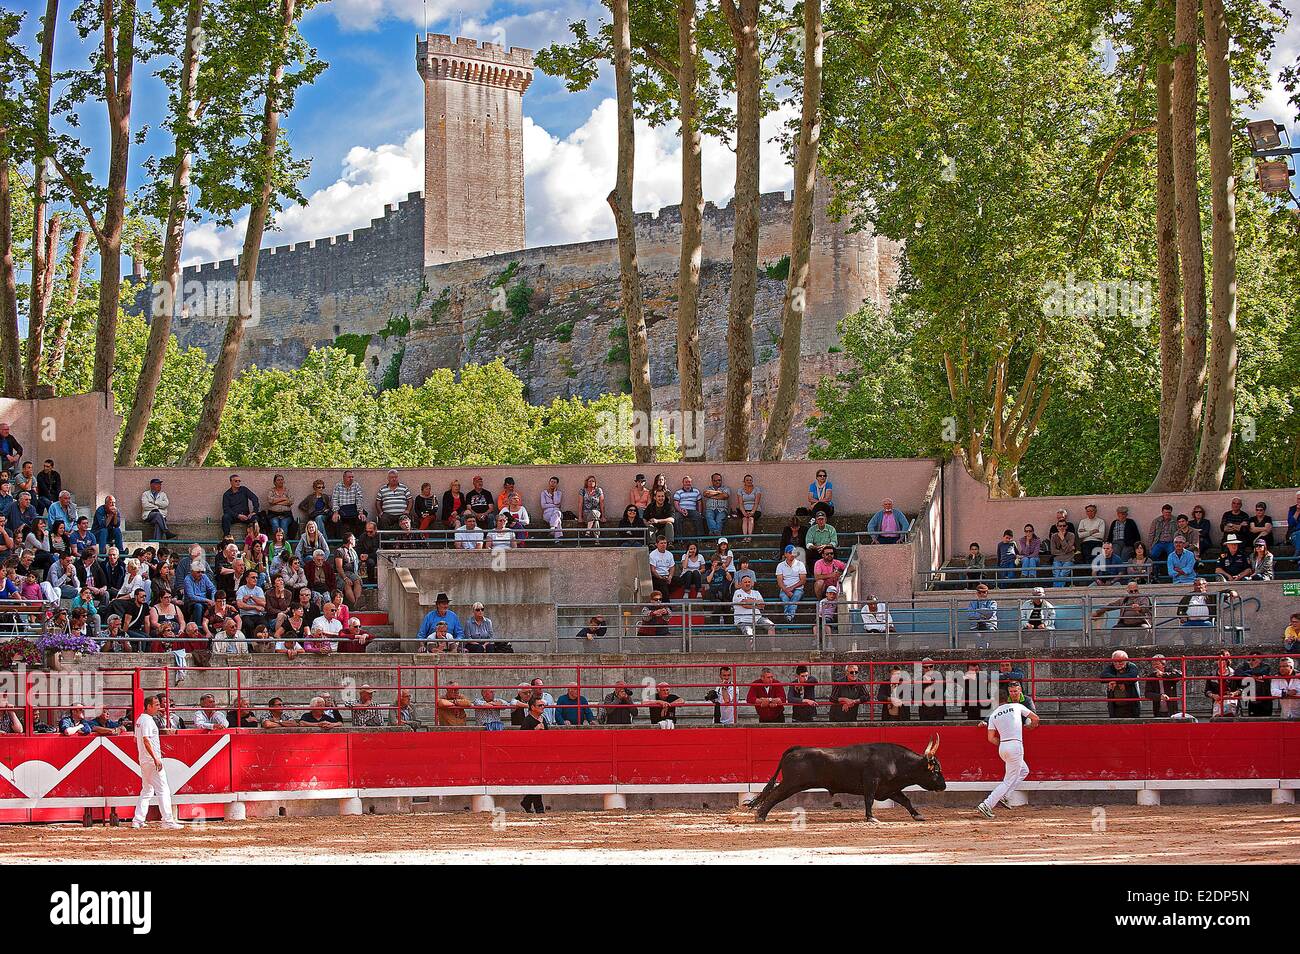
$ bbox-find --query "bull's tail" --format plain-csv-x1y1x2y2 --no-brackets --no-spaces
745,746,801,811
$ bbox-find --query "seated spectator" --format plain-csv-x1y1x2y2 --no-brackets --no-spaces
213,615,247,654
995,530,1019,586
1248,538,1274,581
1048,519,1078,586
1145,655,1183,718
305,600,343,653
747,667,785,723
575,614,607,643
540,476,565,540
1100,650,1141,718
235,569,266,632
648,536,676,592
298,695,343,729
1288,491,1300,553
279,556,308,592
804,511,838,553
774,546,807,623
409,481,437,532
331,471,367,539
455,513,486,549
732,575,776,639
305,549,336,601
828,664,868,722
644,683,682,727
1177,578,1216,627
0,692,24,734
701,473,731,537
502,492,530,535
859,593,895,634
0,422,21,472
788,666,818,723
356,521,382,580
1106,505,1141,561
1148,504,1176,572
736,474,762,543
706,666,740,726
464,475,495,525
92,495,125,553
643,488,675,546
617,504,646,548
967,583,998,632
435,683,473,726
1174,514,1201,555
1017,524,1042,578
867,498,911,544
963,542,987,585
298,480,331,538
194,694,230,730
1019,587,1055,630
333,533,362,607
48,490,77,532
1284,613,1300,654
473,687,507,730
61,703,123,736
878,665,911,721
1204,650,1241,718
679,542,705,599
1167,535,1198,584
815,584,839,638
553,685,597,726
339,616,375,653
733,556,757,589
1188,505,1214,551
1091,581,1153,631
69,514,95,554
1271,657,1300,720
705,554,733,603
636,591,672,638
806,469,834,519
581,476,605,540
375,470,412,531
274,606,309,657
1215,535,1250,582
36,458,61,511
1219,497,1250,544
220,475,259,536
227,696,260,729
672,476,702,537
600,681,637,725
1126,541,1153,583
488,513,517,550
1090,541,1125,586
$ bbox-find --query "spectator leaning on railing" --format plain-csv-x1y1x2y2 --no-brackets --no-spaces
1272,658,1300,720
1144,655,1183,718
1100,651,1142,719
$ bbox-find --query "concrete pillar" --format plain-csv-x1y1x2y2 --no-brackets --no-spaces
340,796,364,816
1137,789,1161,807
471,795,496,813
603,793,627,811
226,800,246,821
1006,790,1029,807
1271,788,1295,805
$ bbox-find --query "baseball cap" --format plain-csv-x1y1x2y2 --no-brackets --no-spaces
1032,586,1045,596
826,585,838,594
150,477,162,485
784,544,795,554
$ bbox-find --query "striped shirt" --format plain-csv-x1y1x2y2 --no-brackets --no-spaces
332,481,365,510
673,488,701,513
376,483,411,516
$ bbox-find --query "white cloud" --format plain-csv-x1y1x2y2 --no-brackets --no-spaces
184,97,796,263
1251,15,1298,124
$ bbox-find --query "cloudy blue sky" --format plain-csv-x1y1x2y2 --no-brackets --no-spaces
8,0,1299,267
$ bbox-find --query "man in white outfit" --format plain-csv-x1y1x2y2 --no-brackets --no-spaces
133,694,182,830
976,681,1040,818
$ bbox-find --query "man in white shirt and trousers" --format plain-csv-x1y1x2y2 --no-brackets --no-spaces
133,695,182,830
976,690,1040,819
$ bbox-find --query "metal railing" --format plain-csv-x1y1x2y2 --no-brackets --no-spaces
923,554,1300,589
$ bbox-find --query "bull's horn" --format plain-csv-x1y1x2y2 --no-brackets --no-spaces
925,733,940,756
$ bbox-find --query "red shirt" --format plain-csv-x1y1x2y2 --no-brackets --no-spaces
747,680,786,722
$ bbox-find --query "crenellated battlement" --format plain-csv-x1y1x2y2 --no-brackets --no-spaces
417,34,533,90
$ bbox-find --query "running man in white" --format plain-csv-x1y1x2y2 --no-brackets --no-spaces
133,694,182,830
976,680,1040,818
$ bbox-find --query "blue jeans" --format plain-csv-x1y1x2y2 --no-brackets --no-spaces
780,586,803,621
1150,541,1173,566
483,721,504,731
1291,528,1300,553
97,526,124,552
1019,556,1039,577
1052,560,1072,586
705,508,727,537
269,514,292,535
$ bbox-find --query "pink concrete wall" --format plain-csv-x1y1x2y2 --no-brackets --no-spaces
942,460,1300,556
0,393,121,508
113,458,941,525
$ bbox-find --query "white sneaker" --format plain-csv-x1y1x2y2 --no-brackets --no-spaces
162,821,183,830
999,797,1014,810
976,803,995,819
131,821,146,829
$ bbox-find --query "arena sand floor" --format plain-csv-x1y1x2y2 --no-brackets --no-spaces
0,805,1296,863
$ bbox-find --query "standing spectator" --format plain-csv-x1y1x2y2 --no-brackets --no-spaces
747,667,785,723
701,473,732,537
374,471,412,530
816,583,839,639
600,681,637,725
1148,504,1176,574
708,666,740,726
355,521,382,581
1019,587,1055,631
788,666,818,723
645,682,682,727
221,476,260,536
961,663,986,720
1106,506,1141,562
867,498,910,544
518,699,548,811
828,664,868,722
878,666,911,721
553,685,597,726
1048,519,1078,586
628,473,650,517
333,533,362,607
416,593,464,642
774,545,807,623
636,591,672,638
672,476,702,537
806,469,834,519
643,488,675,546
1100,650,1141,718
331,471,367,539
1145,655,1184,718
1270,658,1300,720
140,478,176,541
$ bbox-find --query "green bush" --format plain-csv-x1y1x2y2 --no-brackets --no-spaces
333,333,371,365
506,281,533,321
763,255,791,281
555,322,574,343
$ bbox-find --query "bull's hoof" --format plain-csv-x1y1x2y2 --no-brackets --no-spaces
864,816,881,825
910,814,926,822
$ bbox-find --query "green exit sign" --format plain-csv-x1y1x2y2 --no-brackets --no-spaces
1285,583,1300,597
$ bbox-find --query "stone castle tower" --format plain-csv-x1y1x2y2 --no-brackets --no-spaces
417,35,534,266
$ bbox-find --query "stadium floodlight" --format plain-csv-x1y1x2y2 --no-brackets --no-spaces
1246,120,1283,152
1255,159,1293,195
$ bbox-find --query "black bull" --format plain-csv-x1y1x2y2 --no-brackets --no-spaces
747,736,946,823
